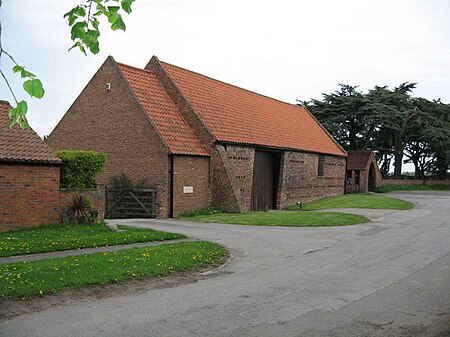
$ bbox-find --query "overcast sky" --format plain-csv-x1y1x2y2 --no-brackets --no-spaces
1,0,449,138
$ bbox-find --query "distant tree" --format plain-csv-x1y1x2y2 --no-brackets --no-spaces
302,84,380,150
303,82,450,179
367,83,418,179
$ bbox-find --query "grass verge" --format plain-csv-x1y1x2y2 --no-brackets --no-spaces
0,241,228,300
180,211,368,227
0,223,185,258
284,194,413,211
376,184,450,193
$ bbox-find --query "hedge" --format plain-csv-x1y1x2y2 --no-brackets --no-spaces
56,150,107,188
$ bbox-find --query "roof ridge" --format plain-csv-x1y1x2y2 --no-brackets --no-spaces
116,61,154,74
159,60,306,112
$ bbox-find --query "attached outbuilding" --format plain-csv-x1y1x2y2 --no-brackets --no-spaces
0,101,62,231
48,56,347,217
346,150,382,193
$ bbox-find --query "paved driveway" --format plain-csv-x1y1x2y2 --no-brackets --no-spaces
1,192,450,336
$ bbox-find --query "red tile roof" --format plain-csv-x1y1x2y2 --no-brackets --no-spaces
347,151,374,170
117,63,209,156
0,101,61,164
160,61,346,157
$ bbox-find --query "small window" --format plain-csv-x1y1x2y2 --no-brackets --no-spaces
355,170,361,185
318,155,325,176
346,170,353,184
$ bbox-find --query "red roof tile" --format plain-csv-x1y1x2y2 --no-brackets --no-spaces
117,63,208,156
347,151,374,170
0,101,61,164
160,61,346,157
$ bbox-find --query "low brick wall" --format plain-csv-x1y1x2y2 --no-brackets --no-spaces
381,179,450,186
0,164,60,232
59,188,106,221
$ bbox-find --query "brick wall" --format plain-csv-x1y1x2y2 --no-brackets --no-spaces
47,57,170,218
222,145,255,212
213,145,346,211
279,152,346,208
172,156,211,216
0,164,60,232
59,188,106,221
381,179,450,186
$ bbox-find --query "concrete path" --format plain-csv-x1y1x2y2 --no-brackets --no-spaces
1,191,449,336
0,238,195,265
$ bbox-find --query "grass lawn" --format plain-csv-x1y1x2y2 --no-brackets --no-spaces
0,241,228,299
0,223,185,258
376,184,450,193
284,194,413,211
180,211,368,227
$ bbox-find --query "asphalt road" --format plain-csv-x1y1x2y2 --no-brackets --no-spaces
1,191,450,337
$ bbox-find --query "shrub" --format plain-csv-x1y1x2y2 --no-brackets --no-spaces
56,150,106,188
65,194,98,224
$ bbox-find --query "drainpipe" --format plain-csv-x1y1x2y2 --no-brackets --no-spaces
169,154,174,218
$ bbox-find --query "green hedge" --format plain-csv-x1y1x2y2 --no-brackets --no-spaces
56,150,106,188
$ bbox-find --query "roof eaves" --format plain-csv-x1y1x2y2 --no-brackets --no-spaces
216,139,347,158
301,105,347,157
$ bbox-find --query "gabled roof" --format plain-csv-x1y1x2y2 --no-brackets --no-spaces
159,60,347,157
347,150,374,170
0,101,61,164
117,63,208,156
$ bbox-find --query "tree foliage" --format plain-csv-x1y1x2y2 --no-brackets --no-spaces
0,0,135,127
304,84,450,179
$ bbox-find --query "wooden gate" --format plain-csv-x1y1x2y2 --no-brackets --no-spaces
105,188,156,219
251,151,281,211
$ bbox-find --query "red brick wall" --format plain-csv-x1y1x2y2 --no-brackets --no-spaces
212,145,346,211
223,145,255,212
47,57,170,217
381,179,450,186
0,164,60,232
59,188,106,220
172,156,211,216
279,152,346,208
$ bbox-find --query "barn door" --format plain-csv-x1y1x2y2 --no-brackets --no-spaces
251,151,280,211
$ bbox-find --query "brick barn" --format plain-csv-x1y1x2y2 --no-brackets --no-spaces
346,150,382,193
48,56,347,217
0,100,62,231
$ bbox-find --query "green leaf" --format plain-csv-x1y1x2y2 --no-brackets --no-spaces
71,21,87,40
75,6,86,17
12,65,36,78
12,65,25,74
23,79,45,99
91,18,100,30
8,101,28,128
121,0,134,14
111,15,126,31
107,6,120,14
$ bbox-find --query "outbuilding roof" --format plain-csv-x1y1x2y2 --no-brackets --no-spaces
118,63,209,156
0,101,61,164
159,60,346,157
346,150,374,170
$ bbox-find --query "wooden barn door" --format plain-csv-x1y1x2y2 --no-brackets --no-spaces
251,151,280,211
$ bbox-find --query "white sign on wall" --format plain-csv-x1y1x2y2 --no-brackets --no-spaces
183,186,194,194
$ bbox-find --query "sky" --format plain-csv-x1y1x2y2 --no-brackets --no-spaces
1,0,450,138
